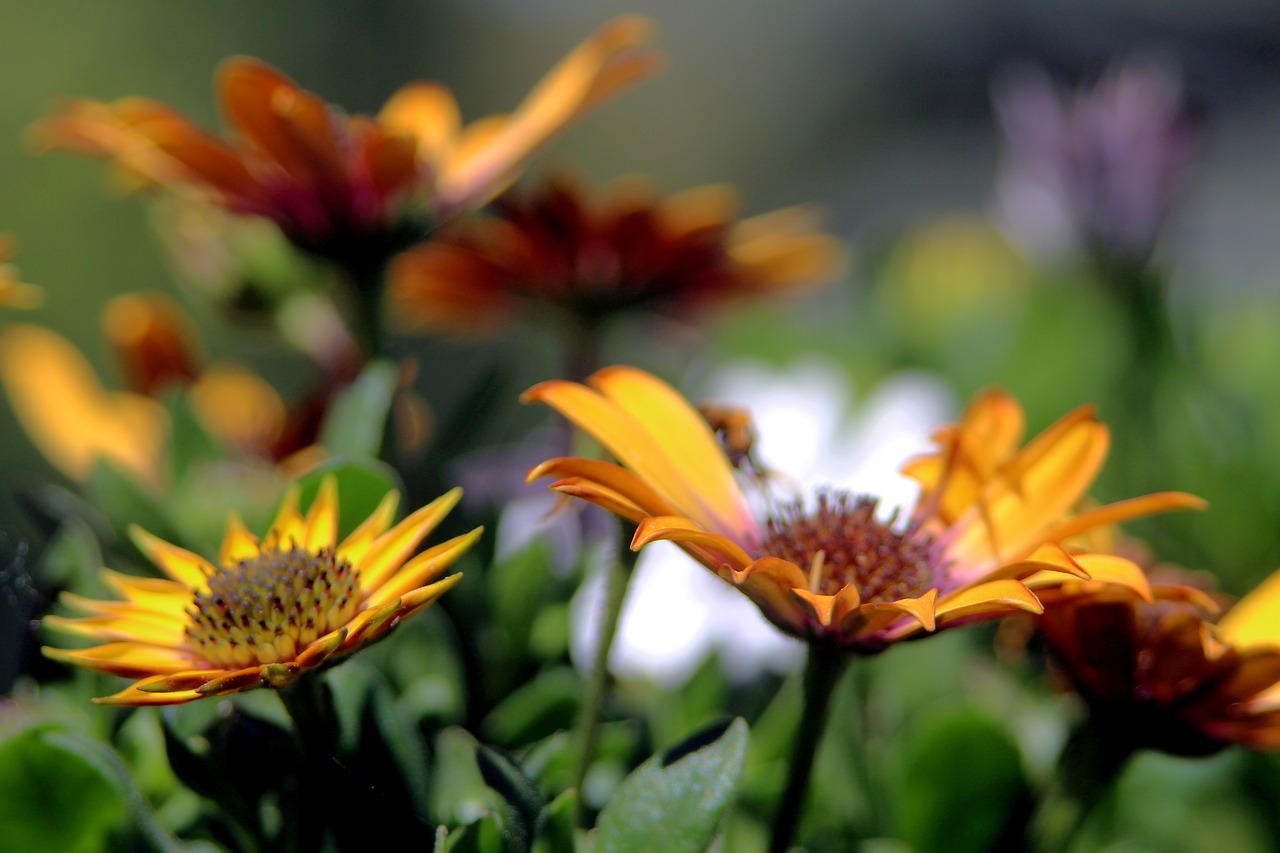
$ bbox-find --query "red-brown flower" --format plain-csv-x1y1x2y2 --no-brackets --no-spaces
1038,570,1280,753
34,18,661,263
389,174,845,333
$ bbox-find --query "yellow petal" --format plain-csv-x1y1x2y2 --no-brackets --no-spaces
219,511,261,566
364,528,480,607
337,490,400,566
43,641,200,677
266,485,306,548
1035,491,1207,545
1218,569,1280,650
129,525,214,590
99,569,192,613
0,324,165,483
303,475,339,552
358,488,462,590
378,81,461,163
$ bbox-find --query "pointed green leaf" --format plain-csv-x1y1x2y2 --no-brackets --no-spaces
318,360,399,458
595,718,748,853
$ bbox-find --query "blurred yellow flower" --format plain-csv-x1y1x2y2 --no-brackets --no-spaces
33,18,662,261
0,295,291,484
1038,569,1280,752
0,234,43,309
43,476,476,705
389,174,845,333
526,367,1203,651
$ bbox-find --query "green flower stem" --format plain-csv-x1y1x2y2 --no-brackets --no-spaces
277,674,338,852
572,533,639,826
343,259,389,362
1030,716,1136,853
768,643,850,853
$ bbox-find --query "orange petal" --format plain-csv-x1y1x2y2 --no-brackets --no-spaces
631,516,754,571
437,15,662,209
378,82,461,164
529,456,678,519
550,478,650,524
1036,491,1207,546
219,511,261,566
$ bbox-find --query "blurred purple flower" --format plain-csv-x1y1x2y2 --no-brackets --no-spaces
992,56,1196,267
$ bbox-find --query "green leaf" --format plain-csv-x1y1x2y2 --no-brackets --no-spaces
533,789,583,853
595,718,748,853
431,728,501,828
447,814,506,853
86,457,177,543
894,706,1029,853
0,725,126,853
477,745,543,851
483,667,582,748
165,390,225,481
318,360,399,458
294,456,403,540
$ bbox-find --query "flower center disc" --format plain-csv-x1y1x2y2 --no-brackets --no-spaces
761,493,941,603
185,547,362,667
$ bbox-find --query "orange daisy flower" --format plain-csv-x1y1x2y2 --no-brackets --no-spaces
33,17,661,262
1038,569,1280,753
388,174,845,334
43,476,477,705
0,234,43,309
525,367,1203,651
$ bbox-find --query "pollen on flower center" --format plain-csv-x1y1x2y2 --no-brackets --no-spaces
760,492,942,602
185,547,362,668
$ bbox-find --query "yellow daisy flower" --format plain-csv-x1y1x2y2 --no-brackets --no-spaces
43,476,478,704
525,366,1204,652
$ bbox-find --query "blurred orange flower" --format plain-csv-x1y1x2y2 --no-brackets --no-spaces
33,18,661,263
1038,569,1280,753
389,174,845,334
0,235,43,309
526,366,1203,652
43,476,475,704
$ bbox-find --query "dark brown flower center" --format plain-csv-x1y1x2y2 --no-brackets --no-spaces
760,492,942,602
185,547,362,667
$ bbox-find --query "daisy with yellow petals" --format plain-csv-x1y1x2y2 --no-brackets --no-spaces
526,366,1203,653
43,476,477,705
525,366,1203,853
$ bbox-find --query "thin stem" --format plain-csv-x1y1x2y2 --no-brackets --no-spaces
571,531,639,826
1029,716,1136,853
276,675,337,853
342,259,389,362
769,643,849,853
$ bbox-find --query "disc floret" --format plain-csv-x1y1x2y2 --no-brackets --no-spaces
186,546,362,668
761,492,943,603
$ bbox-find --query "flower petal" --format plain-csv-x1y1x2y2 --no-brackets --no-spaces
337,489,400,566
304,474,339,552
128,525,214,590
364,529,480,607
359,487,462,590
631,515,754,571
43,642,201,678
1218,568,1280,650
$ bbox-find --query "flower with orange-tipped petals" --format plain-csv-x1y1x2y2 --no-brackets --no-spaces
33,18,661,264
525,366,1204,652
0,235,43,309
389,174,845,333
1038,569,1280,753
43,476,477,704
